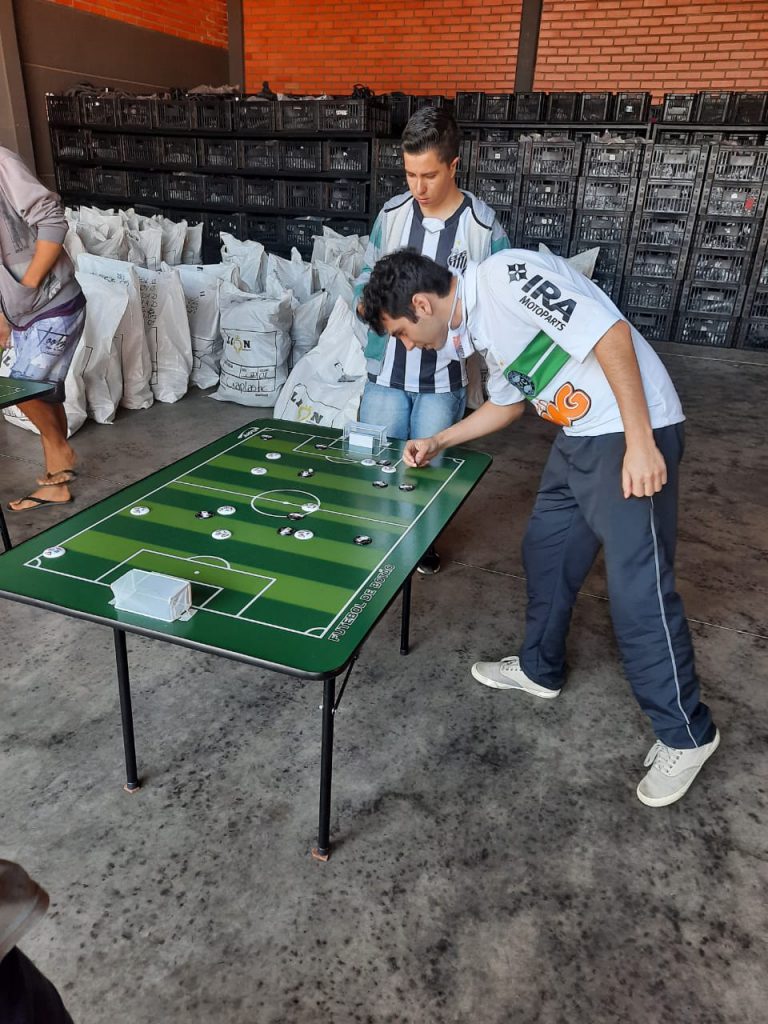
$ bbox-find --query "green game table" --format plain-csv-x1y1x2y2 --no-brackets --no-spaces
0,376,56,552
0,418,491,858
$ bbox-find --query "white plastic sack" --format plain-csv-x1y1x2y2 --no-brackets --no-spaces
76,223,127,260
134,266,193,403
155,216,187,266
265,249,312,303
175,263,240,389
274,297,366,427
77,206,121,232
220,233,265,292
313,260,354,309
212,283,292,407
75,270,127,423
77,254,153,410
182,222,204,265
0,335,87,437
136,225,163,270
63,226,86,264
539,243,599,279
291,289,330,367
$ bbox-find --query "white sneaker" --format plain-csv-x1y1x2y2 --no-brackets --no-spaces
637,729,720,807
471,656,561,699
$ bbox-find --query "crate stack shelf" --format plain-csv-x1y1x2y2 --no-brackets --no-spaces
737,215,768,349
468,138,520,242
514,139,582,255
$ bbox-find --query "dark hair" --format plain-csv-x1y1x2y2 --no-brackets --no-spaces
360,250,453,335
401,106,461,165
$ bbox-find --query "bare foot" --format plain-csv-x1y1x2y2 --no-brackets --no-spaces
8,482,72,511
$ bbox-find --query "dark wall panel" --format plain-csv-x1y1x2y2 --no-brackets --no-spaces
13,0,228,186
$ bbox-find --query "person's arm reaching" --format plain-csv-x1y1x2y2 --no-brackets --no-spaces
593,319,667,499
403,399,525,467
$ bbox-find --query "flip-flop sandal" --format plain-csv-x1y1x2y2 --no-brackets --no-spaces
37,468,78,486
7,495,74,512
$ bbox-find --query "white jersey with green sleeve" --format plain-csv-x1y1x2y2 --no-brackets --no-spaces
463,249,684,437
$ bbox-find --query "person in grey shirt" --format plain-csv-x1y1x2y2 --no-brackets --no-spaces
0,145,85,511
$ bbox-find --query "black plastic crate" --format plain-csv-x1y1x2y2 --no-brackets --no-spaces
524,140,581,176
481,94,513,121
455,92,483,121
474,142,519,176
204,211,244,241
88,131,123,164
204,175,240,208
738,318,768,349
592,272,622,302
160,136,198,169
413,95,450,112
325,181,367,213
55,164,93,195
283,180,324,210
245,214,284,248
241,178,281,209
621,278,680,311
92,167,127,197
198,139,238,170
582,141,643,178
573,242,628,276
692,131,724,144
327,219,368,236
514,92,546,121
277,100,318,132
80,93,118,127
238,139,279,171
517,209,573,241
579,92,614,122
625,247,683,279
687,249,751,284
614,91,651,123
373,173,407,205
191,97,233,132
680,281,745,316
572,211,632,245
164,173,205,206
640,180,699,214
323,140,368,173
676,314,738,347
633,212,694,248
374,140,403,170
547,92,580,123
119,96,153,129
46,94,80,126
235,98,276,132
474,176,519,208
279,140,323,173
702,182,767,218
51,128,88,162
662,93,697,122
646,144,707,181
577,178,638,211
760,257,768,287
522,176,577,208
626,309,674,342
284,216,324,255
709,146,768,183
731,92,768,124
654,130,693,144
319,98,388,133
153,98,192,131
480,127,514,142
127,170,164,203
385,94,414,131
495,208,516,240
122,134,160,166
694,217,760,252
696,91,732,123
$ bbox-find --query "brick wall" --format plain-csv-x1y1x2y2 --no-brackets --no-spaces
243,0,523,95
534,0,768,100
43,0,228,48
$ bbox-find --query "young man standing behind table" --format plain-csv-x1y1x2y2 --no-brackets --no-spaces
0,146,85,512
354,107,510,573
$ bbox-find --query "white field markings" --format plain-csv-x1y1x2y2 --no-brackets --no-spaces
23,424,466,639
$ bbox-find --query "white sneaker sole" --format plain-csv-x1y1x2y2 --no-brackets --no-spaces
471,664,560,699
636,729,721,807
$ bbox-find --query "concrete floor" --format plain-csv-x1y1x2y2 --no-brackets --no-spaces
1,343,766,1024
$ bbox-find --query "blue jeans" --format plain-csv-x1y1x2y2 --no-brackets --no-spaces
359,380,467,446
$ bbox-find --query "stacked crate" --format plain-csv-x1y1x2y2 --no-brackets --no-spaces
737,217,768,349
571,138,644,301
469,137,520,242
514,140,581,255
622,143,708,342
676,145,768,347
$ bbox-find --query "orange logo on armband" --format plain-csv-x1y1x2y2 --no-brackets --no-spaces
538,382,591,427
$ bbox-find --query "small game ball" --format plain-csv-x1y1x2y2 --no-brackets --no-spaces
376,458,391,466
301,502,319,512
212,529,231,540
130,506,150,516
399,483,415,492
278,526,294,537
372,480,388,489
217,505,236,516
42,546,66,559
299,469,315,478
250,467,267,476
354,535,372,546
261,433,274,440
195,510,214,519
288,512,305,521
314,443,328,450
382,466,396,474
361,458,376,467
265,452,281,460
294,529,314,541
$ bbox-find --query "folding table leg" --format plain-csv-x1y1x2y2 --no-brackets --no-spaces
312,675,336,861
114,629,140,793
